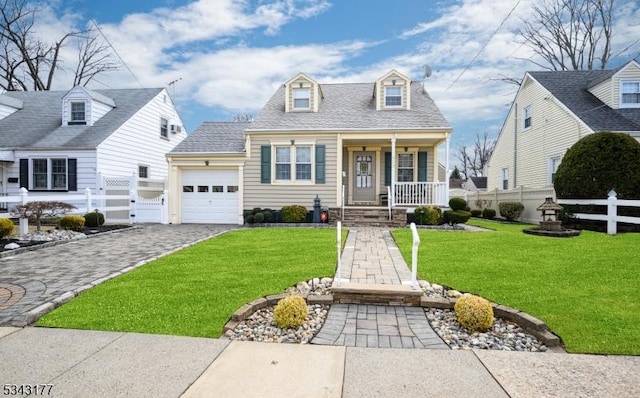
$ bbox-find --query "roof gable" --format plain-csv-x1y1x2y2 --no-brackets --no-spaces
374,69,411,110
284,72,323,113
169,121,248,154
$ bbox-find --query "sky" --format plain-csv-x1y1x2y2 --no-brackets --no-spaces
19,0,640,159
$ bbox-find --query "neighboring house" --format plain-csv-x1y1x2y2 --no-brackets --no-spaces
487,60,640,191
463,177,487,191
0,86,187,200
167,69,452,224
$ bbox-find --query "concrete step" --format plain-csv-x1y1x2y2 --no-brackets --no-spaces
331,282,423,306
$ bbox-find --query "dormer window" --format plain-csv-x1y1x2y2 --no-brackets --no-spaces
621,81,640,107
69,102,86,125
293,88,310,110
385,86,402,107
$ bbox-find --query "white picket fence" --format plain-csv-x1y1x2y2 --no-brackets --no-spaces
558,190,640,235
0,187,168,235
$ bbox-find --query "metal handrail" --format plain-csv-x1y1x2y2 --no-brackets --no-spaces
409,222,420,289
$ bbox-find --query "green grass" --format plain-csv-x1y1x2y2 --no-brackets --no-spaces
392,220,640,355
38,228,342,338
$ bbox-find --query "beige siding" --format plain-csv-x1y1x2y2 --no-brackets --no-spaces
375,71,410,110
588,79,613,107
613,62,640,108
285,74,320,112
243,135,338,209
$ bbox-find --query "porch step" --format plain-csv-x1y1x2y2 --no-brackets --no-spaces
331,282,423,306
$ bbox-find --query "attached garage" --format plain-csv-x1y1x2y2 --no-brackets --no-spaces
181,169,239,224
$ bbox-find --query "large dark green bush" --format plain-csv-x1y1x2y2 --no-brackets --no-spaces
482,208,496,219
470,209,482,217
449,197,467,211
443,210,471,225
554,132,640,200
281,205,308,223
253,212,265,223
84,211,105,227
499,202,524,221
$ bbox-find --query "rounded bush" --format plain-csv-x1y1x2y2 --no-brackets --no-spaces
59,215,85,231
253,212,265,223
83,211,105,227
252,207,263,215
263,210,274,223
498,202,524,221
245,214,255,224
273,295,308,329
482,208,496,219
449,197,467,211
414,206,442,225
281,205,308,223
470,209,482,217
555,132,640,200
243,210,253,218
454,294,494,332
0,218,14,239
443,210,471,225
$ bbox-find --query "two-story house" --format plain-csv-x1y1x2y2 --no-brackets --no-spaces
166,69,452,225
487,60,640,191
0,86,187,203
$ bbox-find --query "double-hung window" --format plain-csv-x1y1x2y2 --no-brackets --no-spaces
160,117,169,138
385,86,402,107
397,153,414,182
275,147,291,180
138,165,149,179
295,147,312,180
523,106,532,130
32,158,67,190
548,156,561,185
621,81,640,107
275,145,313,182
293,88,310,110
501,168,509,190
70,102,86,124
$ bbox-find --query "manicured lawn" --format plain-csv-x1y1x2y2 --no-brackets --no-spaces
38,228,342,338
392,220,640,355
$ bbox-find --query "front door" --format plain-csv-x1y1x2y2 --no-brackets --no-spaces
353,152,375,202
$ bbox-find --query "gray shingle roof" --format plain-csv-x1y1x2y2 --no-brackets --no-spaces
169,121,247,154
0,88,163,149
248,82,450,131
528,69,640,132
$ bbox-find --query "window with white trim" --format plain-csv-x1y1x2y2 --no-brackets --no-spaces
70,102,86,124
548,156,561,185
32,158,67,190
523,105,532,130
274,145,313,182
160,117,169,138
621,81,640,107
385,86,402,107
501,167,509,190
397,153,414,182
293,88,310,109
138,165,149,179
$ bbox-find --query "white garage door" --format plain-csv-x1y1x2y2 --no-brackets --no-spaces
181,169,239,224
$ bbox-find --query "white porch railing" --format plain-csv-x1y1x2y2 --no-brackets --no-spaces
393,182,448,207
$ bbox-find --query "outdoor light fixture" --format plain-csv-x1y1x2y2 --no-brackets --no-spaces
291,139,295,145
204,160,209,166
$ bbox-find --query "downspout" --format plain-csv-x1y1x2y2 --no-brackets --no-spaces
391,134,396,206
445,133,450,206
513,103,518,188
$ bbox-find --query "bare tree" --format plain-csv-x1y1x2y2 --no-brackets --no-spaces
456,144,471,179
519,0,614,71
0,0,117,91
456,131,496,178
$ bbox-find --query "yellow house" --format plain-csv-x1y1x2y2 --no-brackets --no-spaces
487,60,640,191
166,70,452,224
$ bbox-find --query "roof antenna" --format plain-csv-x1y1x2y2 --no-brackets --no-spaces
422,64,432,93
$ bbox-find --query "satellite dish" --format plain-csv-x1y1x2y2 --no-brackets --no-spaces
423,64,432,79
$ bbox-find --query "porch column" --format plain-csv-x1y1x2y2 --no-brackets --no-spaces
445,133,450,206
391,134,396,206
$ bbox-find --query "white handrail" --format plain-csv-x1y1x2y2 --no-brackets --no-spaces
336,221,342,287
341,184,345,221
387,185,392,221
409,222,420,289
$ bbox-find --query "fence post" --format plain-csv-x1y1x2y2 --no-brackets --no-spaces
129,188,136,224
161,189,169,225
607,190,617,235
18,187,28,235
84,187,92,214
336,221,342,287
410,222,420,289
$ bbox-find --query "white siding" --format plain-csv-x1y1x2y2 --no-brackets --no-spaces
0,104,19,120
91,101,113,123
97,89,187,180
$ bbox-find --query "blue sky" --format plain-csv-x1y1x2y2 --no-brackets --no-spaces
32,0,640,160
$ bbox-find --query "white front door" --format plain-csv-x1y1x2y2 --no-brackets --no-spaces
181,169,239,224
353,152,375,202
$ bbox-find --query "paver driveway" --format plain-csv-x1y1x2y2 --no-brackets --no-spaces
0,224,236,326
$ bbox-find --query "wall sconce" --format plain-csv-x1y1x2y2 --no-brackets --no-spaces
291,139,295,145
204,160,209,166
362,146,366,151
299,83,303,88
392,79,396,85
404,147,408,152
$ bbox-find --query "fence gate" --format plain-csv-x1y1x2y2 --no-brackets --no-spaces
100,175,133,223
99,174,167,224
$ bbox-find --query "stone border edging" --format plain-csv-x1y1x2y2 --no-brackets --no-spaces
17,228,238,327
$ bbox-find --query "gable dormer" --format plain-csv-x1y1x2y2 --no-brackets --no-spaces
284,73,322,113
588,60,640,109
62,85,116,126
0,94,23,120
373,69,411,111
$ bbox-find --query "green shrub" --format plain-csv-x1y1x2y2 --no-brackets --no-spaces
245,214,255,224
482,208,496,219
281,205,308,223
252,208,262,215
59,215,85,231
499,202,524,221
415,206,442,225
449,197,467,211
454,294,494,332
263,210,274,223
243,210,253,218
253,212,265,223
273,295,308,329
0,218,14,239
83,211,105,227
443,210,471,225
470,209,482,217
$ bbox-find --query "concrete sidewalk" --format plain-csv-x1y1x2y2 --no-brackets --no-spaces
2,327,638,398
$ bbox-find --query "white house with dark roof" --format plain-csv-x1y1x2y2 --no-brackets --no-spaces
166,69,452,225
487,60,640,191
0,86,187,200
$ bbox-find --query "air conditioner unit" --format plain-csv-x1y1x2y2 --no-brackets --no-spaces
170,124,182,134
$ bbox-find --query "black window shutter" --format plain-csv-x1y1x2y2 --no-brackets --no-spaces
68,158,77,191
384,152,391,186
418,151,428,182
260,145,271,183
19,159,28,189
315,145,325,184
